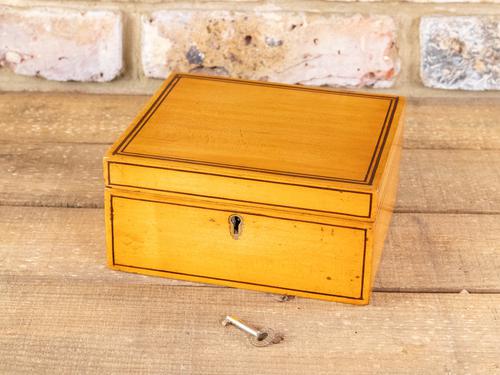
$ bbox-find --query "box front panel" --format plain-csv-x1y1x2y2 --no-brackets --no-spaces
108,192,367,302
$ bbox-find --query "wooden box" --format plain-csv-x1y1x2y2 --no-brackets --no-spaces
104,73,405,305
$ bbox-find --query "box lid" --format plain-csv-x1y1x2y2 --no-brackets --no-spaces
105,73,405,222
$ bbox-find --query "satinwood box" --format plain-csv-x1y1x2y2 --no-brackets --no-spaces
104,73,405,305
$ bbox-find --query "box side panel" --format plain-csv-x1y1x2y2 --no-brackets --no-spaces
105,187,370,305
370,121,404,288
369,97,406,195
104,189,114,267
361,227,375,304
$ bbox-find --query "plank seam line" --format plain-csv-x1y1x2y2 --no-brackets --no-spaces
395,209,500,215
2,141,499,151
1,202,500,216
2,279,498,295
403,146,500,151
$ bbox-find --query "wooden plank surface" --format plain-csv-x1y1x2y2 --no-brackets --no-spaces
377,213,500,291
404,98,500,150
0,143,106,208
1,281,498,375
0,92,147,144
1,206,498,292
397,149,500,214
1,142,499,213
1,93,499,374
1,93,500,150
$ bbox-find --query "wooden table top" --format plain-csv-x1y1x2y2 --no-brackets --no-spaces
0,92,499,374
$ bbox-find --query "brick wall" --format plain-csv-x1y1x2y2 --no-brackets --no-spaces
0,0,499,97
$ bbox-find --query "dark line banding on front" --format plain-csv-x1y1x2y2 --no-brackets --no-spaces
107,161,373,219
109,194,366,300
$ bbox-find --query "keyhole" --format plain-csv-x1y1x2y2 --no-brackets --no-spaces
229,214,243,239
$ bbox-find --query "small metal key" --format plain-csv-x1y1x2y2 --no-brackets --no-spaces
221,316,283,347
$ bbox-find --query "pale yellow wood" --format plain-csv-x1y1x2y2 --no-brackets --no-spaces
1,281,499,375
108,161,372,218
103,74,405,304
106,74,403,187
371,126,402,288
109,190,367,303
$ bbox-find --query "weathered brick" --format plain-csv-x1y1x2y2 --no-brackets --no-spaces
0,7,123,82
420,16,499,91
141,11,399,88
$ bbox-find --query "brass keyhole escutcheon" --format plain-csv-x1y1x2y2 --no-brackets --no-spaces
229,214,243,239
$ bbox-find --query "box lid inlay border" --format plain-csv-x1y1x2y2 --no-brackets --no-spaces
113,74,399,186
